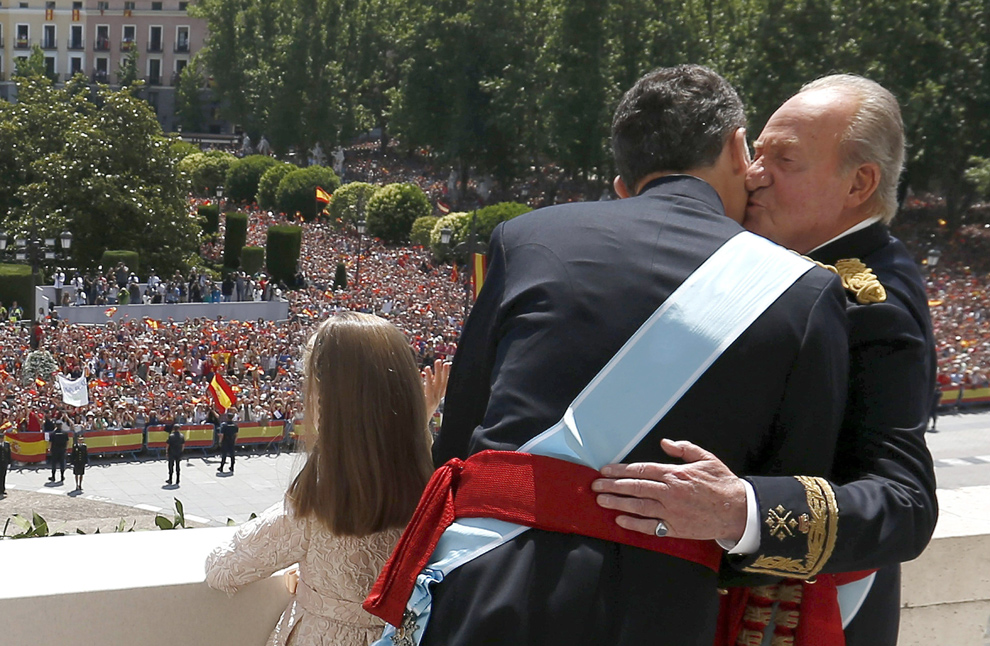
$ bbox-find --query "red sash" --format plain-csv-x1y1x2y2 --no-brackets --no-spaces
364,449,723,627
714,570,877,646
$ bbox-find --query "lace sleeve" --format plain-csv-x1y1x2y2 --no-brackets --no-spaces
204,500,310,596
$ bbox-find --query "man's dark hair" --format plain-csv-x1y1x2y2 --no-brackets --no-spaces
611,64,746,191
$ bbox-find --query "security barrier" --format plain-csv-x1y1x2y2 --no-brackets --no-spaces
146,424,217,450
234,421,285,446
939,386,990,407
4,431,49,463
1,420,286,463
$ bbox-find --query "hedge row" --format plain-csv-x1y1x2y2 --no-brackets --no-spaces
224,212,249,269
100,250,140,274
0,264,35,319
266,225,302,285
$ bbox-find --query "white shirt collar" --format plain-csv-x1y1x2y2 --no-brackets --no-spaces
809,216,882,254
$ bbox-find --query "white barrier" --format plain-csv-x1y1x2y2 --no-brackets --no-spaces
53,300,290,325
0,526,290,646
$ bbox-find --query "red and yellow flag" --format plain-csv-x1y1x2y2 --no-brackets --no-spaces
35,378,47,388
315,186,332,204
104,306,118,318
143,317,161,330
207,373,237,413
471,253,487,301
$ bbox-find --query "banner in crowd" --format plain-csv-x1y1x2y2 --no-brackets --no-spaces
5,431,48,463
235,421,286,445
56,374,90,407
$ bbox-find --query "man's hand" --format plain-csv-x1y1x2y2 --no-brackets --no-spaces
591,439,748,542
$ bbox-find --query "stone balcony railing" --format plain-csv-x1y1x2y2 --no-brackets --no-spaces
0,490,988,645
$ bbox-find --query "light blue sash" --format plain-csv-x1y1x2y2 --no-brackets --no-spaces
375,231,815,645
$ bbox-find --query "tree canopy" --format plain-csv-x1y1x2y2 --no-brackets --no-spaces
0,75,198,275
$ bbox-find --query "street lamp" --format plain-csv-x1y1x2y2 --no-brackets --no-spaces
440,227,452,245
216,185,224,216
355,218,366,285
0,231,6,252
927,248,941,269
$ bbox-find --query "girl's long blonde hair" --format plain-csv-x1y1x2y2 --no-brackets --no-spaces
287,312,433,535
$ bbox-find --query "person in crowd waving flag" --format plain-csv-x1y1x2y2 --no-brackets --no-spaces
316,187,332,205
207,372,237,414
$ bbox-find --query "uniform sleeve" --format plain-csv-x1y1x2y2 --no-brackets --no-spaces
728,275,850,580
432,224,507,465
204,499,310,596
733,297,937,578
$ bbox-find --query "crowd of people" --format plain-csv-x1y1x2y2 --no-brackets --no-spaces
1,147,989,441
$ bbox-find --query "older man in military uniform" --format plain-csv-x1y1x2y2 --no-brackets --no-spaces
595,75,936,645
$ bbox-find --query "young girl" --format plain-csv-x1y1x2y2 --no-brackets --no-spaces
205,312,447,646
70,432,88,491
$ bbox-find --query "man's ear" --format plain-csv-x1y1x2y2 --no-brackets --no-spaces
845,163,881,210
614,175,632,199
728,127,749,175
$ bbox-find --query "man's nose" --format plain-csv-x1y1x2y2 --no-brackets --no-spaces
745,160,769,191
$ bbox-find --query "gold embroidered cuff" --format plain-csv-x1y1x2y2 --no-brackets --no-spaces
742,476,838,579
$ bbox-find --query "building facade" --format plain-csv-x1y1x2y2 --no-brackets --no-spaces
0,0,228,133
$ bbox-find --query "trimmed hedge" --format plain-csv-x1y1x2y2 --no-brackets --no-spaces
410,216,440,247
100,250,140,274
240,245,265,275
0,264,35,319
328,182,376,227
224,212,249,269
226,155,280,204
366,183,431,243
257,162,295,210
275,166,341,221
266,225,303,285
198,204,220,234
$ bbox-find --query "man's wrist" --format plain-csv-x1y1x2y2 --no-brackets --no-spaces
716,479,759,554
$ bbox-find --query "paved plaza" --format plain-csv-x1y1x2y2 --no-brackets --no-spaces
1,410,989,534
1,446,306,529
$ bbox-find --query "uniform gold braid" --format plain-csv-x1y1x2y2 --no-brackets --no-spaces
790,252,886,304
742,477,839,578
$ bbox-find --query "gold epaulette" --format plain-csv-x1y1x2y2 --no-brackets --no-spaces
793,253,887,304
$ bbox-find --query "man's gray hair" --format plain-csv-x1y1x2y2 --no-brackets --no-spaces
800,74,905,224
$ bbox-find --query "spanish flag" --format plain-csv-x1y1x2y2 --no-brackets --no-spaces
471,253,487,301
144,317,161,330
437,200,450,215
207,373,237,413
315,186,332,204
35,377,47,388
104,306,118,318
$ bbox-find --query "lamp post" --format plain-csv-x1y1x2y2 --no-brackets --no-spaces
926,248,941,271
0,223,72,318
356,218,366,285
448,209,480,318
216,185,224,215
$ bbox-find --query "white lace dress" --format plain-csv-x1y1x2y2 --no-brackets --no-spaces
205,500,402,646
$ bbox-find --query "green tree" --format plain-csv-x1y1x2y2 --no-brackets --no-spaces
177,150,237,196
2,76,198,275
117,45,141,90
13,46,46,79
410,215,439,246
256,161,295,209
327,181,376,227
226,155,280,203
275,166,341,220
366,182,431,243
175,59,207,132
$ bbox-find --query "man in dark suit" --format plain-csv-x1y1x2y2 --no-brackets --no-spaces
217,411,238,474
48,424,69,483
594,75,936,645
424,65,850,646
0,434,11,496
165,424,185,486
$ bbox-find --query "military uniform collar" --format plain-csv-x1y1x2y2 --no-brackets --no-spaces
809,219,890,266
638,174,724,211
